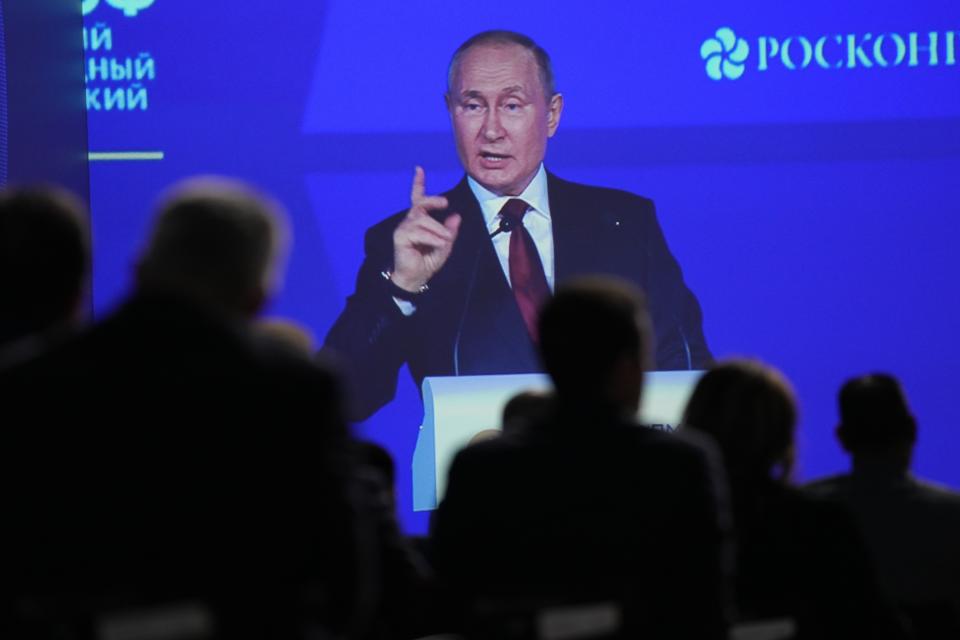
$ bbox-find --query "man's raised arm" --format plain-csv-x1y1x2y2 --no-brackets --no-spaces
322,168,461,421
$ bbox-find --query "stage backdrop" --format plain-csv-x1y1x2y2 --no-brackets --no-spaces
83,0,960,533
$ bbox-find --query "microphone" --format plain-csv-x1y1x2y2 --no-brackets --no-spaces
489,216,513,239
455,216,513,375
676,319,693,370
453,242,485,376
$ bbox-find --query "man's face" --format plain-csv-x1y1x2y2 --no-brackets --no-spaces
447,43,563,196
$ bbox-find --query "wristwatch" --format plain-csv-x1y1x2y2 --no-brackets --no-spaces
381,270,429,302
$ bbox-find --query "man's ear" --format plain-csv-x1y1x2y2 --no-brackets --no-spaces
241,284,268,319
905,416,918,444
610,352,642,414
69,281,91,324
835,423,853,453
546,93,564,138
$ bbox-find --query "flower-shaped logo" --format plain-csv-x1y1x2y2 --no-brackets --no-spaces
700,28,750,81
105,0,156,17
84,0,156,16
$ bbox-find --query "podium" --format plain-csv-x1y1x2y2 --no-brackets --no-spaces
412,371,704,511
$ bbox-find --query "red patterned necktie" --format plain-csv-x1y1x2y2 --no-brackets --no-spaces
499,198,551,342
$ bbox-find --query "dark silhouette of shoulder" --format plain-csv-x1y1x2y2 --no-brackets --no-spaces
807,471,960,609
735,481,901,636
433,415,730,638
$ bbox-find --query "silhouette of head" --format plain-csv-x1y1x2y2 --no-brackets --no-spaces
502,388,554,434
255,317,317,357
684,359,797,483
0,186,89,346
836,373,916,464
355,440,397,512
137,177,288,319
538,276,651,414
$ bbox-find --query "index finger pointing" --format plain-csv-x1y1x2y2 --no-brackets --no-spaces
410,165,426,204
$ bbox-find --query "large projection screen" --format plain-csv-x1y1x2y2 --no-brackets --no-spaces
84,1,960,533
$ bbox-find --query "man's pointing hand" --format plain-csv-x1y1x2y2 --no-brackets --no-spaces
391,166,462,292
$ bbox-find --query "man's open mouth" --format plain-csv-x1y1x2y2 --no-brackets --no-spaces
479,153,511,168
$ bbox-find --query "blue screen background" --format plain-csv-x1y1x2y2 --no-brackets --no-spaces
83,0,960,533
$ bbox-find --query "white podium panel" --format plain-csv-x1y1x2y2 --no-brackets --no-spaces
412,370,704,511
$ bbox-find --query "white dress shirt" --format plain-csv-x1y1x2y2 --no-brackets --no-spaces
467,163,555,291
394,164,555,315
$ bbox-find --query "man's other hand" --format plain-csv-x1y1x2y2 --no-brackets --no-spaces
391,166,462,292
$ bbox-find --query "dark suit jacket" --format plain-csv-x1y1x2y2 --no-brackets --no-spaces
806,466,960,637
0,291,424,639
324,173,711,420
429,406,732,639
731,480,909,640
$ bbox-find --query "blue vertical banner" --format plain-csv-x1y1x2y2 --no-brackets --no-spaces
4,0,87,197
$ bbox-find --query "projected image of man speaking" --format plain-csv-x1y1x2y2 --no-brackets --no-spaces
324,30,711,420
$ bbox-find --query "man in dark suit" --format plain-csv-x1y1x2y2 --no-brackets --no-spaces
0,179,426,639
324,30,710,421
430,277,732,639
806,373,960,637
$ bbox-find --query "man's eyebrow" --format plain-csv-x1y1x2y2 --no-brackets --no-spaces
457,86,528,99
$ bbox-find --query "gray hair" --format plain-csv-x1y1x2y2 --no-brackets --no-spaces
447,30,557,100
138,177,288,315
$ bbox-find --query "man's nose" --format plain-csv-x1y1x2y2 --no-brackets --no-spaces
481,110,505,141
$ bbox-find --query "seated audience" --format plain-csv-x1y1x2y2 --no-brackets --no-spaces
432,277,733,639
0,186,89,355
683,360,909,639
0,178,424,639
806,373,960,638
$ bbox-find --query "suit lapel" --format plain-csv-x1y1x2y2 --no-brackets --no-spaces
551,173,599,285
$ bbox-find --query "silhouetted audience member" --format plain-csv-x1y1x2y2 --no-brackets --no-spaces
256,316,317,357
683,360,909,640
466,428,501,446
0,178,424,639
501,388,554,436
0,186,89,353
466,390,555,446
806,373,960,638
356,439,398,515
432,277,733,639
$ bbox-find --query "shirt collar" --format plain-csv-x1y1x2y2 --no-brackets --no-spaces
467,164,551,233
